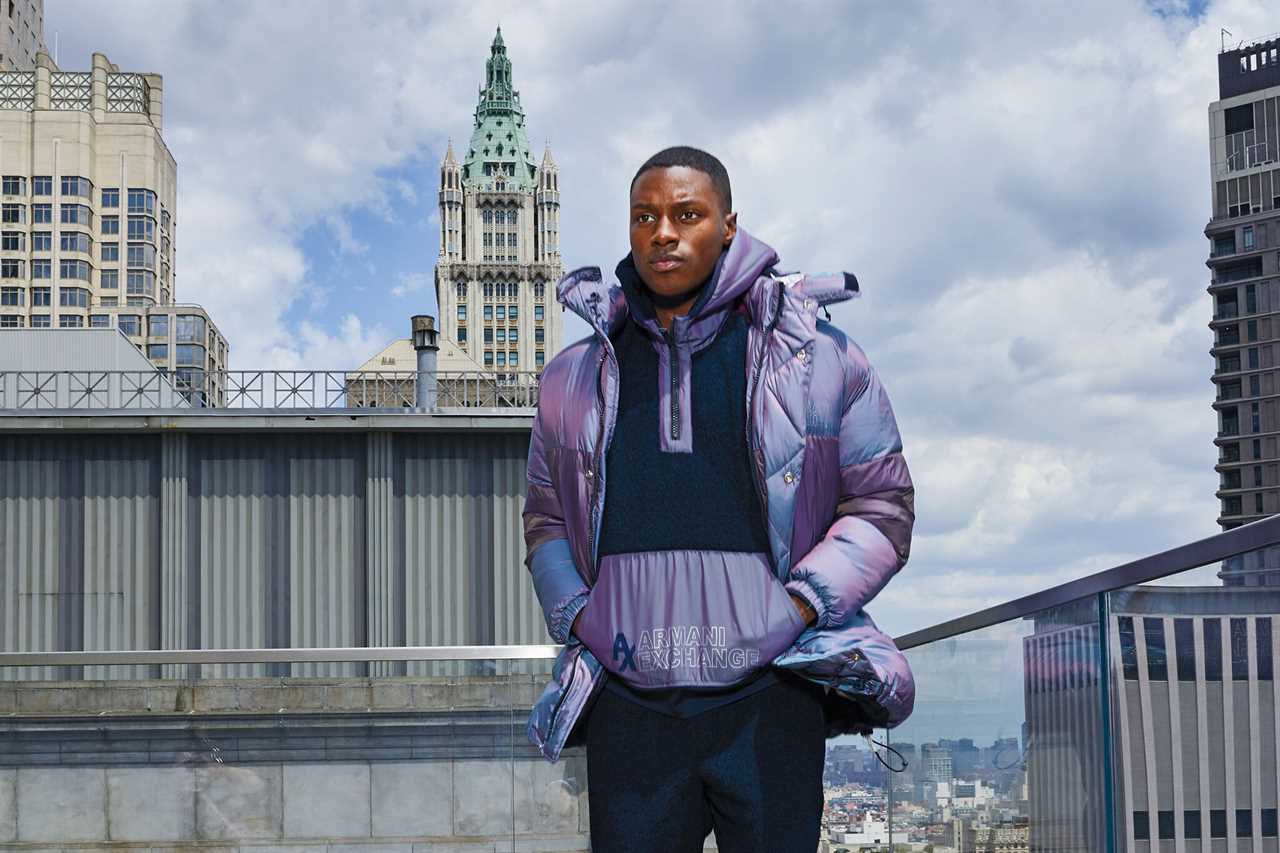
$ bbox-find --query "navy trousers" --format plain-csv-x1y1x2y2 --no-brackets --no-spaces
583,670,828,853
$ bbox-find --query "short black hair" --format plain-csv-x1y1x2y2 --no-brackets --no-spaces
630,146,732,214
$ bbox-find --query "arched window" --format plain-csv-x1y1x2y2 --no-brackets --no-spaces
497,283,506,299
456,282,467,299
534,283,545,300
509,209,518,224
494,210,505,225
484,283,494,299
509,281,519,297
482,210,493,223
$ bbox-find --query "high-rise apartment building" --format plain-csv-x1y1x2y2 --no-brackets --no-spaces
0,0,45,71
0,50,228,394
433,27,563,374
1209,34,1280,585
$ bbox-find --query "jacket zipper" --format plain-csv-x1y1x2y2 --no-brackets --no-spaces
547,659,578,735
663,325,681,441
586,347,612,571
746,286,785,535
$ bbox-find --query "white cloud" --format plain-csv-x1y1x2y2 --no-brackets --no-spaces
46,0,1274,636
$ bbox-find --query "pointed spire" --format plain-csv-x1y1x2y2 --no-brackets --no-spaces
540,140,557,169
492,25,504,50
443,137,457,166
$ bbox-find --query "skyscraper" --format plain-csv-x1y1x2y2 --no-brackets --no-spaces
0,0,45,71
1209,34,1280,585
0,49,228,395
434,27,563,374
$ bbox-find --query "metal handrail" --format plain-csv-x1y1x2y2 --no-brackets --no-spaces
0,643,560,667
894,514,1280,650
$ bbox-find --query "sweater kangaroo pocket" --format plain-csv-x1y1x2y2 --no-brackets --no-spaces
573,550,807,690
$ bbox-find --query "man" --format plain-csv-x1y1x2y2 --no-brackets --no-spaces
522,146,915,852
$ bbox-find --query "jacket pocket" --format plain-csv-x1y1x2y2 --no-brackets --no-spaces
573,549,807,690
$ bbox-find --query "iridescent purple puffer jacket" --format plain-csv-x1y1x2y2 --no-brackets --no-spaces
522,226,915,763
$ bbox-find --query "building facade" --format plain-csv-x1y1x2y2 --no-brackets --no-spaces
1209,35,1280,585
0,50,227,392
0,0,44,71
433,27,563,375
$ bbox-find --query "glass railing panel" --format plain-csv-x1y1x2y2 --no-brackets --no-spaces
889,595,1105,852
0,652,591,852
1106,556,1280,851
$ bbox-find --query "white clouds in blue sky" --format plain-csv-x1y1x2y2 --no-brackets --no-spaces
45,0,1275,634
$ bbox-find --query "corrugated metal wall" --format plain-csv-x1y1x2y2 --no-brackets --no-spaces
0,428,548,680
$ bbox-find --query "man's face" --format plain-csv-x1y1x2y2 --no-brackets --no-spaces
629,166,737,301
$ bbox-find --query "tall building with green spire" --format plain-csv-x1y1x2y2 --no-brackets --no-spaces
435,26,562,374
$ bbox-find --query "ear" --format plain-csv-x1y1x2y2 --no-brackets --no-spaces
723,211,738,245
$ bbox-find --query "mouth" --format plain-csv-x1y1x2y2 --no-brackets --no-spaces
649,256,683,272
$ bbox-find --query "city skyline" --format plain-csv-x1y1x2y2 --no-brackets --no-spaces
34,0,1274,638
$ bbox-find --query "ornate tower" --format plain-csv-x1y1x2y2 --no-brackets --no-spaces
434,26,563,374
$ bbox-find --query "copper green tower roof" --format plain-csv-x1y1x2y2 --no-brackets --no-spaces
461,26,537,192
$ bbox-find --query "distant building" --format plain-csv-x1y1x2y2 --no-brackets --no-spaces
0,0,44,70
1209,33,1280,584
1025,586,1280,851
433,27,563,375
0,48,227,392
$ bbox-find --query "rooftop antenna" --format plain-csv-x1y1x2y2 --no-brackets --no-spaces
1222,28,1232,53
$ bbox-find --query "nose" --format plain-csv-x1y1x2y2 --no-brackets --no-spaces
651,214,678,247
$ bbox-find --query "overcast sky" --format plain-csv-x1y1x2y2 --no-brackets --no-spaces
44,0,1275,647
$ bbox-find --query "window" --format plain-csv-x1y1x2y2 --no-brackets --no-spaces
456,282,466,299
175,343,205,365
117,314,141,336
1133,811,1150,840
483,233,492,247
1,203,24,223
1144,618,1167,680
1205,619,1223,681
60,203,92,226
483,305,493,320
509,231,518,246
101,215,119,235
1259,618,1274,680
1255,438,1263,458
1248,284,1258,313
1244,225,1256,249
1248,319,1258,341
0,231,21,251
496,306,506,320
482,210,493,223
127,243,156,269
31,203,49,223
1185,810,1202,839
100,269,118,289
1252,375,1261,397
457,305,466,320
60,176,92,198
510,351,519,365
508,210,517,224
1263,808,1278,837
1238,809,1253,837
31,231,49,252
147,343,168,360
535,350,545,367
1250,347,1260,369
0,315,22,327
127,216,154,241
101,188,119,208
60,232,91,253
1119,617,1139,680
535,305,544,321
175,314,205,343
31,286,50,306
127,271,155,295
484,328,493,343
1258,493,1266,514
1157,810,1175,840
29,313,49,327
31,259,49,279
0,258,22,278
31,176,50,196
1253,400,1261,432
89,314,109,328
509,304,518,319
496,352,506,366
126,188,156,214
509,328,518,342
1,175,24,195
0,286,21,305
457,326,467,343
58,314,83,328
99,296,117,307
1210,809,1227,838
1231,618,1250,679
149,314,168,338
58,287,89,307
100,243,118,262
484,350,493,366
59,259,90,281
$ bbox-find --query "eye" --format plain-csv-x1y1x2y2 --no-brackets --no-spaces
681,210,699,220
634,213,654,224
